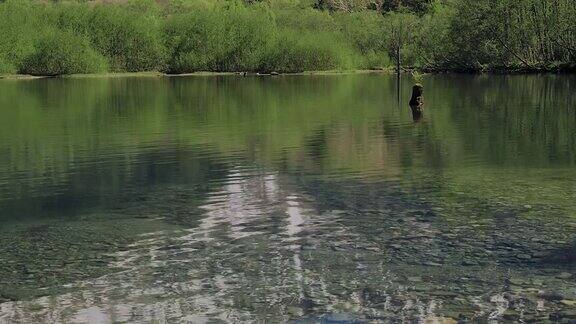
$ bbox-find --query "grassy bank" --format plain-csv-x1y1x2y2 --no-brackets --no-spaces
0,0,574,76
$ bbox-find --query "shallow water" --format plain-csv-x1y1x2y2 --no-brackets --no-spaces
0,74,576,322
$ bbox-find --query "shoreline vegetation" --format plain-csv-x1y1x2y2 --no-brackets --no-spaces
0,70,394,80
3,68,576,81
0,0,575,77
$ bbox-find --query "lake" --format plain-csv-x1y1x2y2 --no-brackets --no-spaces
0,73,575,322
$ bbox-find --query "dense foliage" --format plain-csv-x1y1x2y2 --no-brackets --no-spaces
0,0,574,75
21,30,107,76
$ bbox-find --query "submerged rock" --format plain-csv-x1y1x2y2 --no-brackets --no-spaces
502,309,520,321
516,253,532,260
461,260,478,266
551,309,576,320
538,291,564,301
557,272,573,279
299,298,317,311
560,300,576,307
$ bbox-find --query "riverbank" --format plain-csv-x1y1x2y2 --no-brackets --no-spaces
2,67,575,81
0,70,394,80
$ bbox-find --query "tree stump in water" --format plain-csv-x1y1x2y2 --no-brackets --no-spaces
409,84,424,107
409,83,424,121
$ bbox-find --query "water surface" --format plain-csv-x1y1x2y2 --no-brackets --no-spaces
1,74,576,322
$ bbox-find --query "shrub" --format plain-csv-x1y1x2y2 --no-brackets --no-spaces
86,4,166,72
335,11,390,69
20,30,107,76
274,7,339,32
412,1,455,69
0,0,48,72
0,55,16,75
164,3,276,73
262,8,353,72
260,29,351,73
164,0,218,15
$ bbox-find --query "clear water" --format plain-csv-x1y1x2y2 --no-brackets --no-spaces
0,74,575,322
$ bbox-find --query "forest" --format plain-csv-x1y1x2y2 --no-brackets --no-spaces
0,0,575,75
